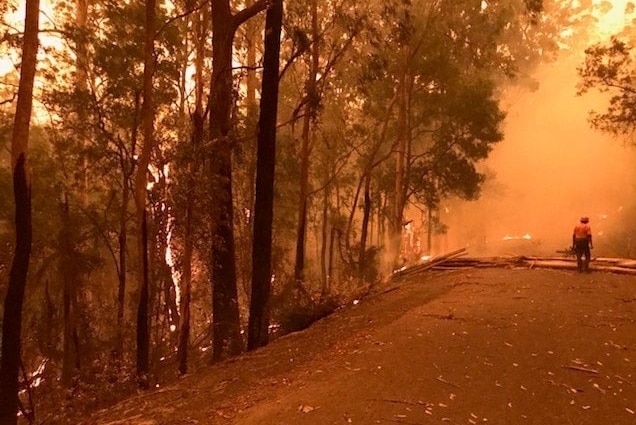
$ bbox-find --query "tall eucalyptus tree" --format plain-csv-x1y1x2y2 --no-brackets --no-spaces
0,0,40,422
207,0,268,362
248,0,284,351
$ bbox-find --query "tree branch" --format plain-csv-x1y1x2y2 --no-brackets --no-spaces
156,0,209,37
233,0,270,30
0,92,18,106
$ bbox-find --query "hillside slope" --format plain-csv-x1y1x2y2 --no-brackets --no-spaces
79,268,636,425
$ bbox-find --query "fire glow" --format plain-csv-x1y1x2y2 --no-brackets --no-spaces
502,234,532,241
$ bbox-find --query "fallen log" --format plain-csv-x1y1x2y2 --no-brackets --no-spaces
392,247,468,278
526,260,577,270
615,260,636,268
392,252,636,277
523,255,576,263
594,257,628,264
593,266,636,275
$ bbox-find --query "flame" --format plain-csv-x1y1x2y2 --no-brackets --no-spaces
22,358,49,390
165,216,181,308
160,164,181,313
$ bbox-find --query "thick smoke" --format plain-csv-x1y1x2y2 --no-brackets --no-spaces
443,54,636,257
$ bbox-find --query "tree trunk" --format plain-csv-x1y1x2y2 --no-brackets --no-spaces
344,91,399,261
209,1,242,361
245,1,259,110
369,190,375,247
209,0,267,362
234,0,260,301
320,185,329,294
0,0,39,423
135,210,150,388
135,0,156,389
178,0,207,376
427,205,433,254
56,0,89,385
116,163,129,358
392,77,408,264
293,0,319,283
328,227,338,287
177,193,192,374
293,178,309,282
75,0,89,198
247,0,283,351
358,173,372,279
60,196,81,387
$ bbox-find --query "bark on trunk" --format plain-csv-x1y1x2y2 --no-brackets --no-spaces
60,196,81,387
0,155,32,425
116,165,129,357
178,1,207,375
0,1,39,422
293,0,319,283
358,174,372,279
320,185,329,294
75,0,89,197
135,210,150,388
209,0,267,362
392,78,408,263
247,0,283,351
135,0,156,389
391,69,414,266
427,205,433,254
210,0,240,363
177,194,192,374
328,227,337,290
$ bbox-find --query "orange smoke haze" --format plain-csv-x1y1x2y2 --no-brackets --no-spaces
443,53,636,257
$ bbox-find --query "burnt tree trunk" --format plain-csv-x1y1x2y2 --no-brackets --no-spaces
320,185,329,294
209,0,267,362
247,0,283,351
0,0,39,423
358,173,372,278
135,210,150,388
209,1,242,360
116,160,130,358
178,187,193,374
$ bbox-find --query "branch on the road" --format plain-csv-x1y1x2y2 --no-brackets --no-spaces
436,375,462,388
562,365,599,375
371,398,430,406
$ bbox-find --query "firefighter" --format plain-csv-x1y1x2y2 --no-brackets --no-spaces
572,216,593,273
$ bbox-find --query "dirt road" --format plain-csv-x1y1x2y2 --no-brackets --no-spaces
87,268,636,425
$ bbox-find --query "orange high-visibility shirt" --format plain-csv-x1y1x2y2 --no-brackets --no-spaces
573,223,591,239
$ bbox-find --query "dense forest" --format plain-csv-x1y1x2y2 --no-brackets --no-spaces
1,0,635,423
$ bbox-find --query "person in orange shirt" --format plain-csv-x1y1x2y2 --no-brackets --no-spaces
572,216,593,272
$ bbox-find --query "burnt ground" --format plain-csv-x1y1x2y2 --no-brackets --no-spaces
76,267,635,425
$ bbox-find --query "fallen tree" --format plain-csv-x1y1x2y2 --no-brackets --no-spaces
392,250,636,278
391,247,468,278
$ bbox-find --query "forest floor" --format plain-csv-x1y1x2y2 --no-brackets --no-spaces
72,266,636,425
